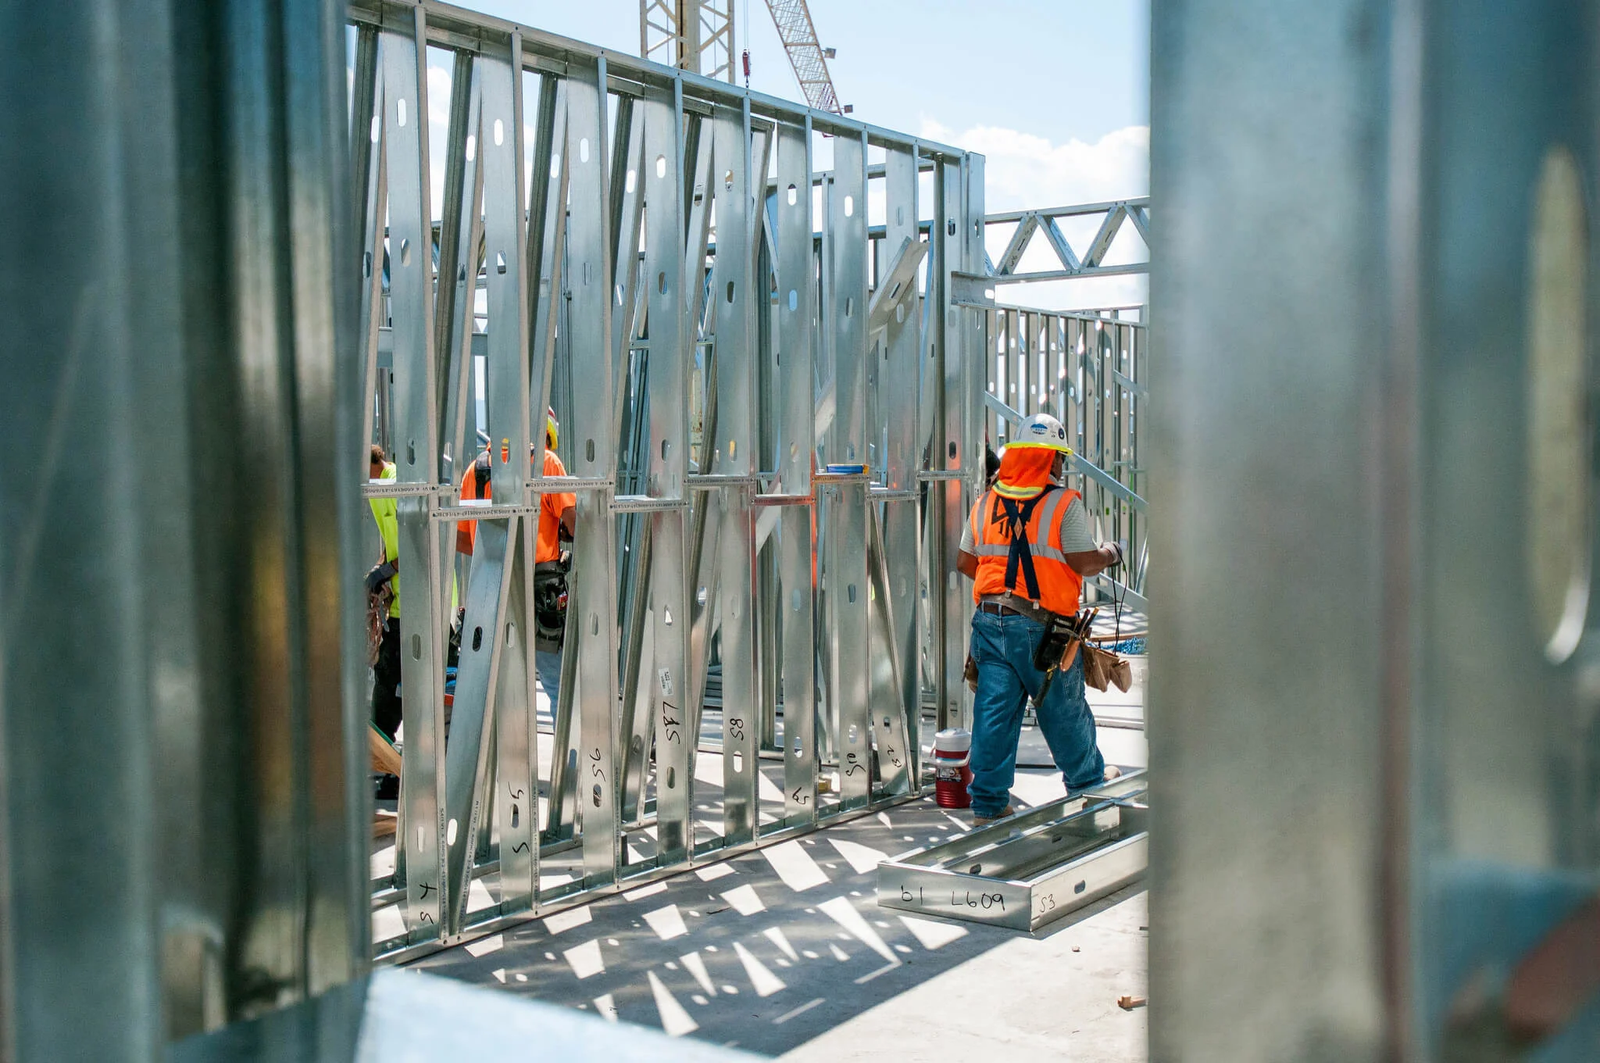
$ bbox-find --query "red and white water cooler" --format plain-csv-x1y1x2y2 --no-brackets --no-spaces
933,728,973,809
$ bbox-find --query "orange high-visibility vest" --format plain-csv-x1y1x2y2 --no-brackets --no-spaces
457,449,576,563
967,486,1084,617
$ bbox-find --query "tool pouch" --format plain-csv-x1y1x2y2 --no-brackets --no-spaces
366,584,393,668
964,654,980,693
533,559,569,653
1083,642,1125,692
1032,613,1079,672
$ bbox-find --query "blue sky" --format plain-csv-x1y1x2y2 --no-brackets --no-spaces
458,0,1148,152
409,1,1151,309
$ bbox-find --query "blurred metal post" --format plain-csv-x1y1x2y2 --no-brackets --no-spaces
0,0,363,1056
1153,0,1600,1059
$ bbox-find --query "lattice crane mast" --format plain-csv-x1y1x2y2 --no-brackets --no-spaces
761,0,843,114
640,0,845,114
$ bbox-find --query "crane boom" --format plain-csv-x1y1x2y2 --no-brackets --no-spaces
762,0,842,113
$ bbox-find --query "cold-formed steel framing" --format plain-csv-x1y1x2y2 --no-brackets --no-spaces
347,0,989,961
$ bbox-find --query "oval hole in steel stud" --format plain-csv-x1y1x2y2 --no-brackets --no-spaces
662,607,673,626
787,183,798,206
447,818,458,846
551,154,560,178
656,154,667,179
788,289,798,312
847,724,859,744
791,589,801,612
793,734,802,755
592,783,602,806
847,584,857,604
666,767,676,789
586,438,595,462
658,271,667,295
844,297,853,318
590,613,599,636
626,168,637,193
511,803,520,828
732,752,743,773
726,280,736,303
496,251,507,274
363,252,372,278
505,622,515,646
661,438,670,461
411,634,421,660
947,219,956,236
417,827,426,851
399,238,411,266
579,137,589,163
843,194,854,218
471,627,483,652
896,206,904,226
1526,145,1591,663
493,118,504,146
615,283,624,306
396,98,407,127
407,440,416,465
465,134,476,161
724,169,734,191
370,115,380,143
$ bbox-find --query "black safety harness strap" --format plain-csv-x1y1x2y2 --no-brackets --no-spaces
994,489,1054,602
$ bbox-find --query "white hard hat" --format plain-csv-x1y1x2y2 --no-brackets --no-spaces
1010,412,1072,453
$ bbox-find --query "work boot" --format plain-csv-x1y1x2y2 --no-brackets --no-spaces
1103,765,1123,783
972,805,1014,827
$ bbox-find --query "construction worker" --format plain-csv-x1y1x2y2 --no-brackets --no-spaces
956,413,1125,825
366,445,403,771
457,409,575,709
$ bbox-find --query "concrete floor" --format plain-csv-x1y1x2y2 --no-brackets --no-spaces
404,667,1149,1061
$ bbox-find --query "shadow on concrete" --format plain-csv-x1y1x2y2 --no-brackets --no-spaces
408,790,1145,1057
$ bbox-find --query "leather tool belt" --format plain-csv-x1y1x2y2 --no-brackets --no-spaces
976,591,1066,626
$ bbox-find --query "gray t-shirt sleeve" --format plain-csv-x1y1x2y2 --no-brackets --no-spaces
959,509,975,553
1057,495,1098,553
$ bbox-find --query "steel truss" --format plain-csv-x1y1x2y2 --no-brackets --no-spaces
983,198,1150,283
347,0,987,961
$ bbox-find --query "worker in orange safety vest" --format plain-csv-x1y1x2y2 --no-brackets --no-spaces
956,412,1126,825
457,408,575,709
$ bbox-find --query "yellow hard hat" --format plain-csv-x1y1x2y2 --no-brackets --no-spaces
546,407,559,450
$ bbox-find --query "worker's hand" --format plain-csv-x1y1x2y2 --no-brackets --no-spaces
365,560,397,595
1107,541,1127,569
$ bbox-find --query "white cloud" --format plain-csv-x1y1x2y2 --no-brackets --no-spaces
920,120,1150,313
921,121,1149,208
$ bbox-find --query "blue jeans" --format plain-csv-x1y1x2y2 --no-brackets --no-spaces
968,609,1105,816
535,649,563,712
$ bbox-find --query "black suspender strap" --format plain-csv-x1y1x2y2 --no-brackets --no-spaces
996,489,1053,602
